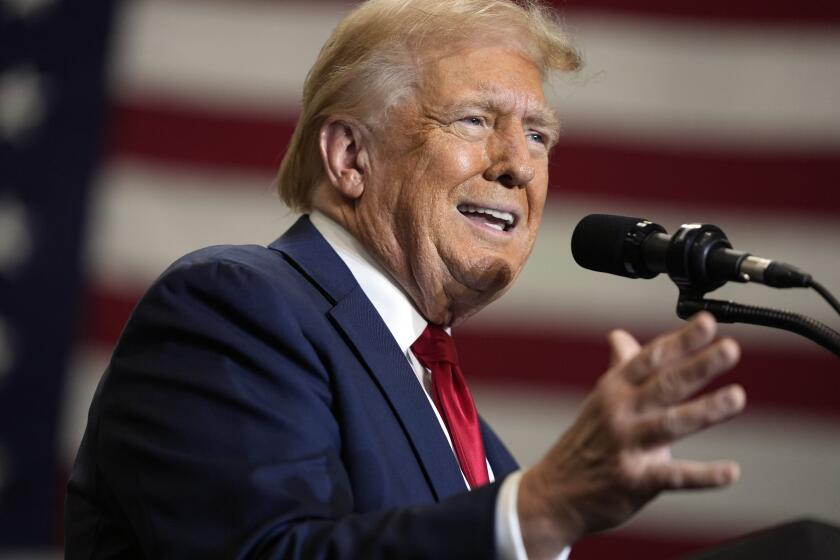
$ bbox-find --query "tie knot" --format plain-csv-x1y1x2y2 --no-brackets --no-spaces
411,324,459,367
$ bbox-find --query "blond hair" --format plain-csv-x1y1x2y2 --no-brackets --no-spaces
276,0,581,211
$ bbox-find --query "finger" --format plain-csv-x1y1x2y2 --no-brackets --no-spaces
646,459,741,490
638,338,741,408
608,329,641,368
635,384,746,446
623,312,717,384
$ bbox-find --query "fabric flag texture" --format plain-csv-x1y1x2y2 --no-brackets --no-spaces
0,0,115,547
41,0,840,557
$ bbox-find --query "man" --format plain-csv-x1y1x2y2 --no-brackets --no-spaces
66,0,745,558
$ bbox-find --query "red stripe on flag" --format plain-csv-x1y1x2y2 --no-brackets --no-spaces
105,97,294,174
106,99,840,214
570,530,715,560
457,327,840,419
548,138,840,216
84,284,840,418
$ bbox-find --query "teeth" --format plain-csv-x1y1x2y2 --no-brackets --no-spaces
457,204,515,226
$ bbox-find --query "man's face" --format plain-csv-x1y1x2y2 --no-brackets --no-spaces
355,46,556,326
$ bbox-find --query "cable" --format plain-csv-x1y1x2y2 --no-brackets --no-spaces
809,279,840,318
677,298,840,358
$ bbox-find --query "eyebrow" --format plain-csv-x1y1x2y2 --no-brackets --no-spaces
455,83,562,145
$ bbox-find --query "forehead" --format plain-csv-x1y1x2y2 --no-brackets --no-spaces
417,46,549,113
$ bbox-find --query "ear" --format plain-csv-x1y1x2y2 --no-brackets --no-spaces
318,117,368,200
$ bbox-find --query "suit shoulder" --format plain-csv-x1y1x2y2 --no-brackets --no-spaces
132,243,327,333
154,243,308,298
165,244,290,281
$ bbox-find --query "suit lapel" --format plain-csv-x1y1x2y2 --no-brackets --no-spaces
480,419,519,479
270,216,467,501
329,289,467,500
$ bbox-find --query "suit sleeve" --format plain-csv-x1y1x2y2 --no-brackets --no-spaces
90,254,502,559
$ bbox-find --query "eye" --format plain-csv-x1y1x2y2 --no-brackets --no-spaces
460,116,486,127
527,131,547,145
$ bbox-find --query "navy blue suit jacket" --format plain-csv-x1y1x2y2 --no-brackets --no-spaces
66,216,519,559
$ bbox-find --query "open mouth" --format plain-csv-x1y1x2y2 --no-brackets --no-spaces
457,203,517,232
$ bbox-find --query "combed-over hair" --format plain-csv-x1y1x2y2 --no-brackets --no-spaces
276,0,581,211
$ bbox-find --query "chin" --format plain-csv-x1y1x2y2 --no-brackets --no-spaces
437,254,518,326
456,255,516,294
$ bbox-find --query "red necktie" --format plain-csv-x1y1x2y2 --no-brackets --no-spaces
411,324,489,489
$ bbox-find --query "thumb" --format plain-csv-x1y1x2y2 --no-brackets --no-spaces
608,329,641,368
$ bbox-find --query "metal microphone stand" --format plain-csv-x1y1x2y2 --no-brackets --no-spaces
676,296,840,358
665,224,840,358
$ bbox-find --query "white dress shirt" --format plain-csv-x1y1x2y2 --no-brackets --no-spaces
309,211,569,560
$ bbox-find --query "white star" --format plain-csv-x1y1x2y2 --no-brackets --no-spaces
0,196,34,275
1,0,55,19
0,65,47,141
0,318,13,381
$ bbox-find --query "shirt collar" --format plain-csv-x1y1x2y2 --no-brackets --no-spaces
309,211,428,353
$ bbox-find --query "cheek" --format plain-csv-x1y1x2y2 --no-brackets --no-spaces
530,190,546,227
397,152,475,225
424,138,488,185
453,147,482,176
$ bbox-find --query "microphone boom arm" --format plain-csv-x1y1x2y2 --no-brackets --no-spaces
570,213,840,357
677,296,840,358
653,220,840,357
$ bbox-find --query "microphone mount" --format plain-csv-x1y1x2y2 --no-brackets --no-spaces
663,223,733,298
658,222,840,358
572,213,840,357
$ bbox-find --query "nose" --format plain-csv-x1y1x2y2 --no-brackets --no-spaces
483,122,536,188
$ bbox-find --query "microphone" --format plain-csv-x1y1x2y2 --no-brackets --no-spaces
571,214,811,292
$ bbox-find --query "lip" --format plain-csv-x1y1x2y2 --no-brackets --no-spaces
456,200,522,235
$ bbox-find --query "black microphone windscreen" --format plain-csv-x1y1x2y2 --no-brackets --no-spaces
571,214,647,278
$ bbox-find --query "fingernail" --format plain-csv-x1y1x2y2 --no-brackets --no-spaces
718,386,746,412
719,338,741,363
716,463,740,485
728,463,741,483
692,312,716,337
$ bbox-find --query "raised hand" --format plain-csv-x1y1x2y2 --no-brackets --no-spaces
518,312,745,559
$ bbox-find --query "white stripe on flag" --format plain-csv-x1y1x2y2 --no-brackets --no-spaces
113,0,840,149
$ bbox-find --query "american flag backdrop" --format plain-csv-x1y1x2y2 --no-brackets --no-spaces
0,0,116,549
5,0,840,556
